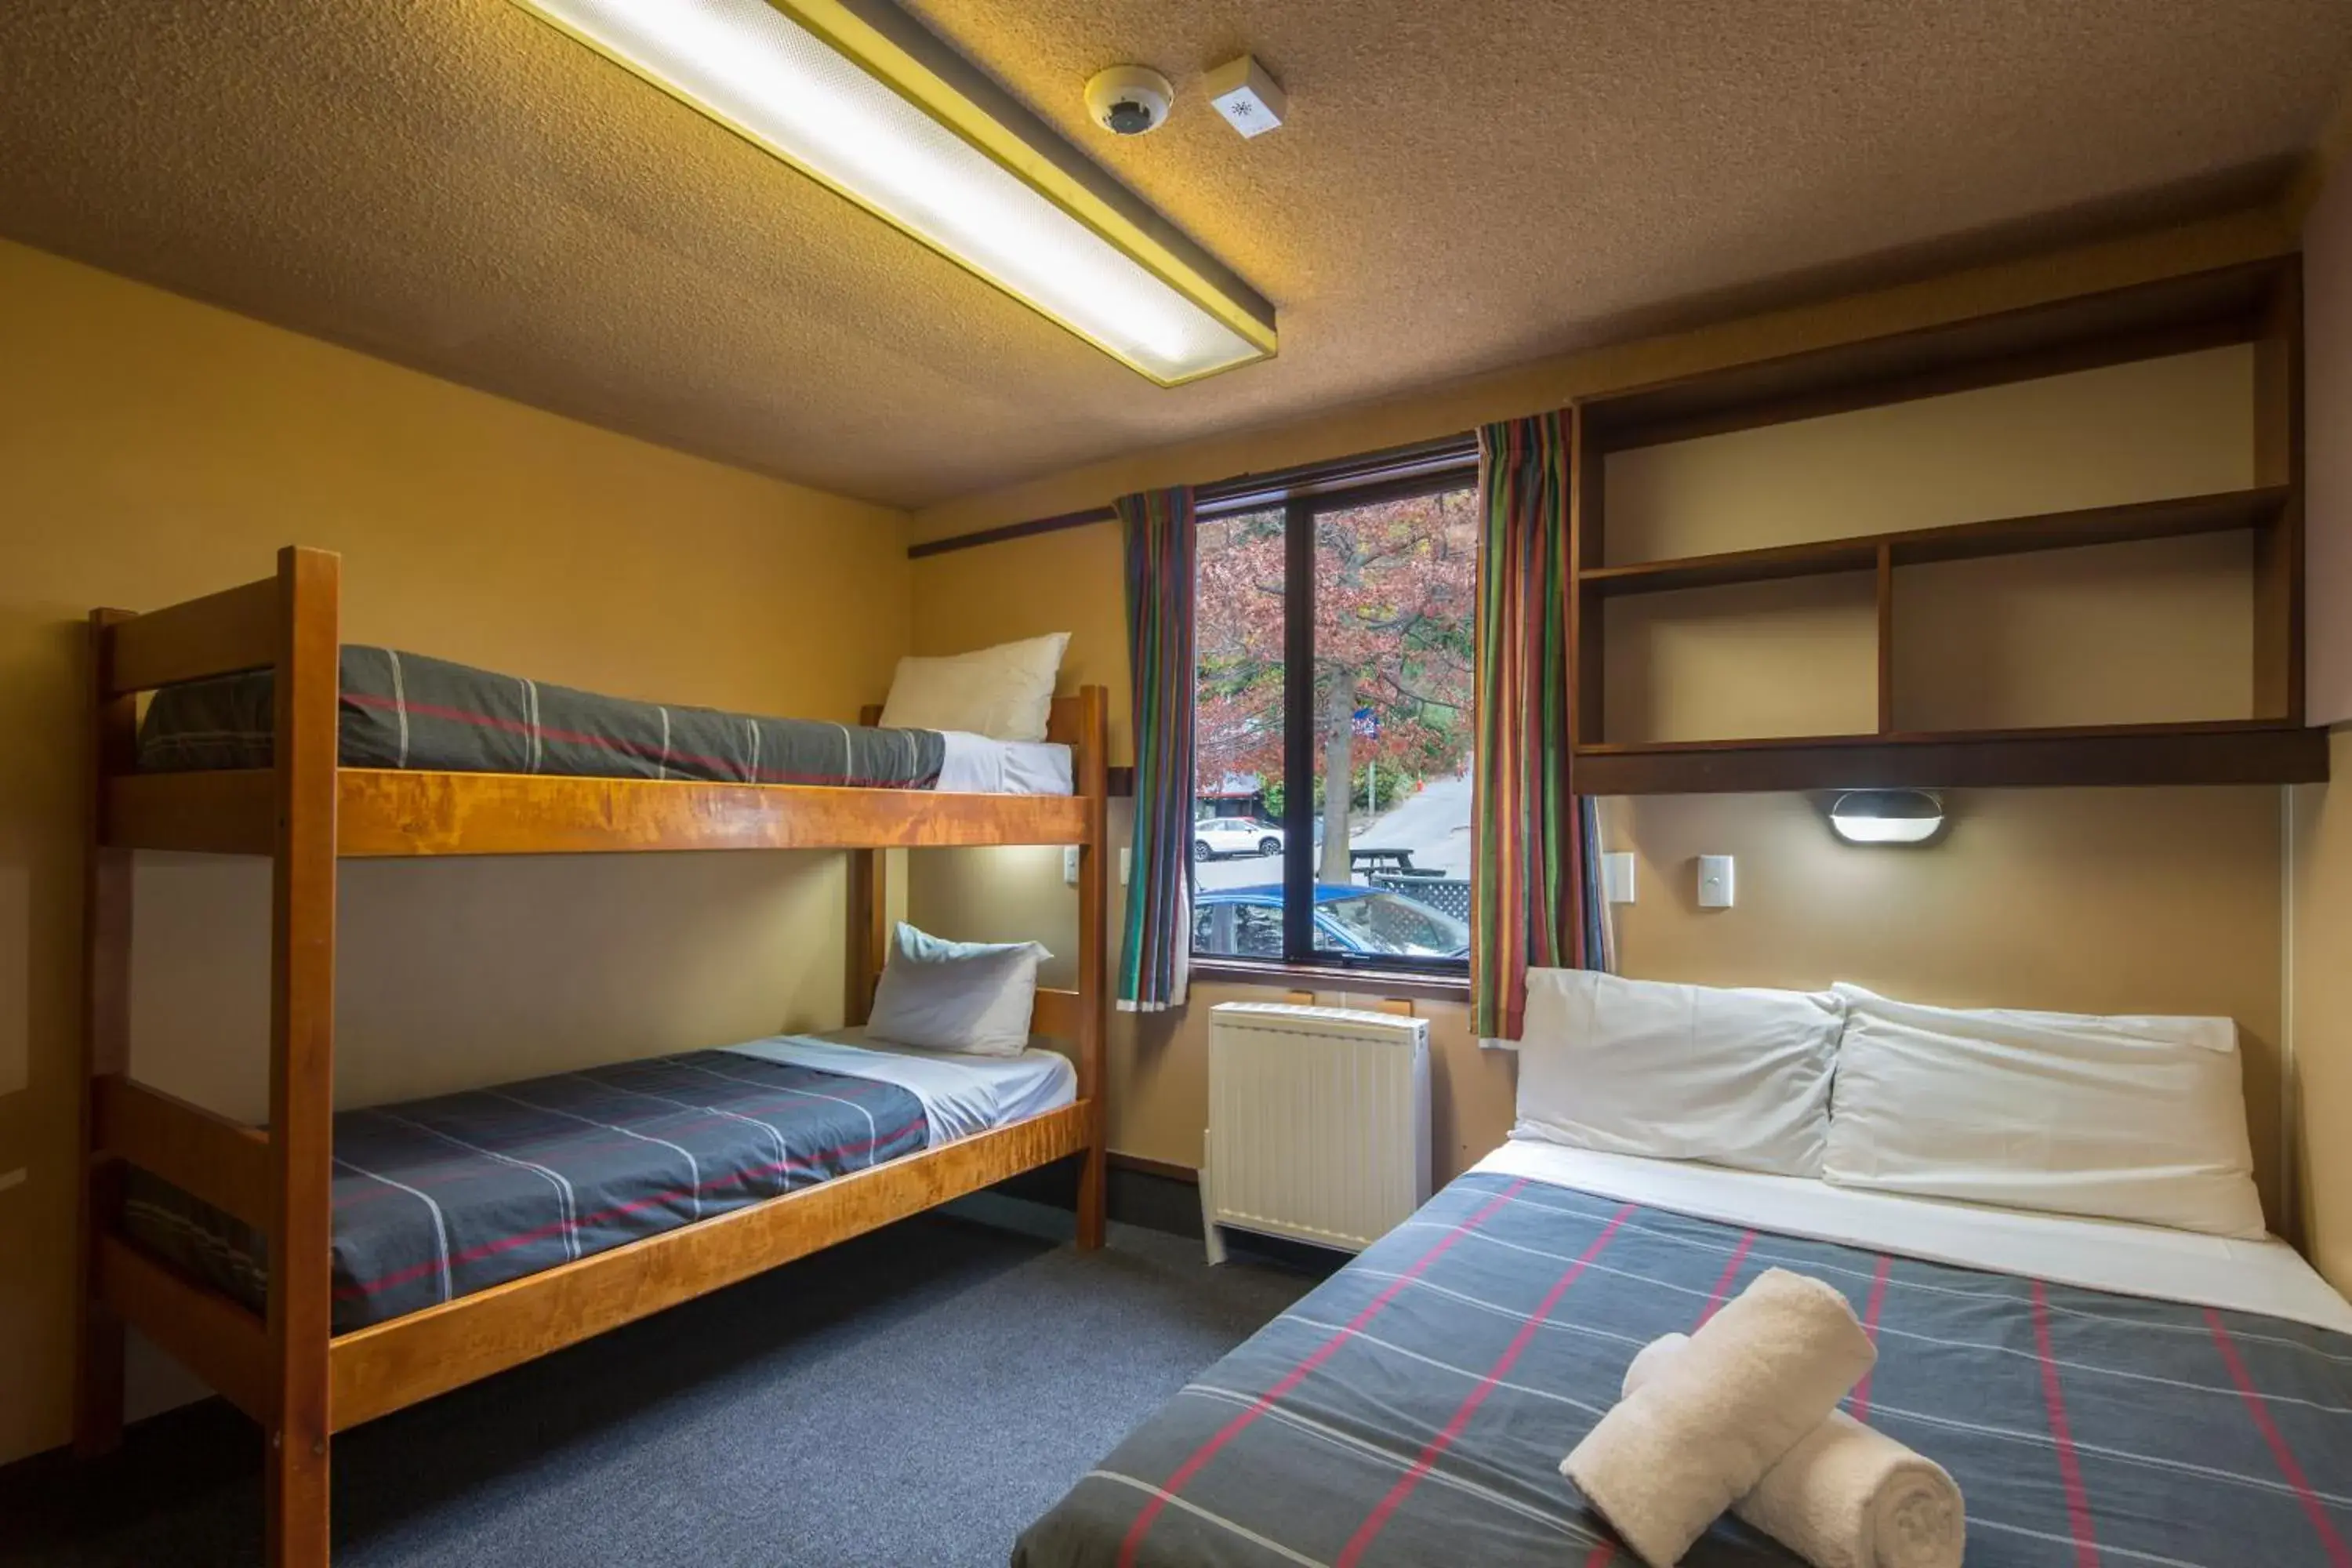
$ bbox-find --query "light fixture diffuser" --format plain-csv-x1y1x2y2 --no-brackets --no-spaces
1828,789,1946,846
510,0,1276,385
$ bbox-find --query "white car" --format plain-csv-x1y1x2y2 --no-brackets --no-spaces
1193,816,1283,861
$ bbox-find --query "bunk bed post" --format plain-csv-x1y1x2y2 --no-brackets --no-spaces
847,702,890,1025
72,608,137,1459
1073,685,1109,1251
267,546,340,1568
844,847,887,1025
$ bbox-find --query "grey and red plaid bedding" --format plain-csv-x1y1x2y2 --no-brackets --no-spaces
137,645,946,788
122,1050,928,1332
1017,1171,2352,1568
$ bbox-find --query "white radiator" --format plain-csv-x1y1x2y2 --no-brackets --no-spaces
1201,1003,1432,1261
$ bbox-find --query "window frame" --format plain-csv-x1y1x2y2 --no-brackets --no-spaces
1191,452,1481,985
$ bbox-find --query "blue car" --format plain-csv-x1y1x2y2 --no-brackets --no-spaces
1192,883,1469,961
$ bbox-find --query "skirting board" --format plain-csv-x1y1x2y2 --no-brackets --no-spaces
991,1152,1203,1238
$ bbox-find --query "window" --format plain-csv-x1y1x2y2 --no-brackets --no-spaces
1192,460,1479,975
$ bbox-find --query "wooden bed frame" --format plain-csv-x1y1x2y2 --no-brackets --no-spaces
72,546,1112,1568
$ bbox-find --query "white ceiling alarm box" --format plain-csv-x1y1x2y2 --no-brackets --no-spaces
1205,54,1287,138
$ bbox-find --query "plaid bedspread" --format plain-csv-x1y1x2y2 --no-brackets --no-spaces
123,1051,928,1332
1017,1171,2352,1568
137,645,946,788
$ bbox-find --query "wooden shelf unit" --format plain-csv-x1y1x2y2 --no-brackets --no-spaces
1567,256,2325,794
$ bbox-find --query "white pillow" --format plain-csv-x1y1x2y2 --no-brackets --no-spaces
1822,984,2267,1239
1513,969,1844,1176
865,922,1050,1058
877,633,1070,743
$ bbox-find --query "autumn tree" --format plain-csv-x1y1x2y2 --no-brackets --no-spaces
1195,490,1476,882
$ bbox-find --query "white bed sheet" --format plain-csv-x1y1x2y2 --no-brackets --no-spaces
934,730,1073,795
721,1028,1076,1145
1475,1136,2352,1334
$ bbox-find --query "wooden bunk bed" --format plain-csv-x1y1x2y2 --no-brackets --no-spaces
71,546,1112,1568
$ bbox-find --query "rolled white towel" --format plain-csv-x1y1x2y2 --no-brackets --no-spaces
1560,1268,1878,1567
1622,1334,1963,1568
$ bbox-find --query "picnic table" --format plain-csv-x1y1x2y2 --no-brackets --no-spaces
1350,847,1442,877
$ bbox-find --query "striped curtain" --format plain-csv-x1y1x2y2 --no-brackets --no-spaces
1116,486,1198,1013
1472,413,1606,1041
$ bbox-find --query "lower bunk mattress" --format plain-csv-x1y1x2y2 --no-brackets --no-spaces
125,1032,1076,1332
1018,1145,2352,1568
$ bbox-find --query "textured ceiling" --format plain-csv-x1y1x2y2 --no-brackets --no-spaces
2,1,2347,508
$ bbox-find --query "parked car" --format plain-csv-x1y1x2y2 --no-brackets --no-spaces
1191,884,1469,960
1193,815,1283,860
1192,815,1330,860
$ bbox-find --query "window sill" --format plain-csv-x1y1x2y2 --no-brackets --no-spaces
1188,956,1471,1004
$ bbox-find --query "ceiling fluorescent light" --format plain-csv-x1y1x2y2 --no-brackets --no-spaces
510,0,1276,385
1828,789,1946,846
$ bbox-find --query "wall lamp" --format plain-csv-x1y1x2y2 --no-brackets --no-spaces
508,0,1277,385
1828,789,1946,846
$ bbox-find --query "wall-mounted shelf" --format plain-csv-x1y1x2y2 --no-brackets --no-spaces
1573,720,2329,796
1567,256,2321,796
1577,259,2287,452
1580,486,2289,599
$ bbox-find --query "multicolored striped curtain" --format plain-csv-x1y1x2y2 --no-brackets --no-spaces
1472,413,1606,1041
1116,486,1198,1013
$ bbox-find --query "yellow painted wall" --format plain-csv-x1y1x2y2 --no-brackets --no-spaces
0,238,912,1463
908,212,2300,1228
2304,113,2352,729
1891,534,2254,732
2291,156,2352,1294
1604,573,1883,744
2291,731,2352,1293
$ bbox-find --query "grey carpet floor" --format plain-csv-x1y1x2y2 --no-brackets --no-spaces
0,1200,1322,1568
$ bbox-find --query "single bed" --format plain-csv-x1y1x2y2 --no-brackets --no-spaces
123,1030,1076,1332
136,644,1076,795
1017,1137,2352,1568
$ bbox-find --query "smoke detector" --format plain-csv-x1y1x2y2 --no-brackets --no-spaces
1085,65,1174,136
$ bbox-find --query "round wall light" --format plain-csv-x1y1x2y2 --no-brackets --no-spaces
1828,789,1945,846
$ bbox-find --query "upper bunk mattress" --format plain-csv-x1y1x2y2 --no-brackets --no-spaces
138,645,952,789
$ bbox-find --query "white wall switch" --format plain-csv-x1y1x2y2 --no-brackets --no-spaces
1063,846,1081,886
1121,846,1132,885
1602,852,1637,905
1697,855,1736,909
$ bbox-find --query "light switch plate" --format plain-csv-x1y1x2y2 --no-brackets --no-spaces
1063,846,1081,886
1121,847,1132,885
1602,852,1637,905
1697,855,1735,909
